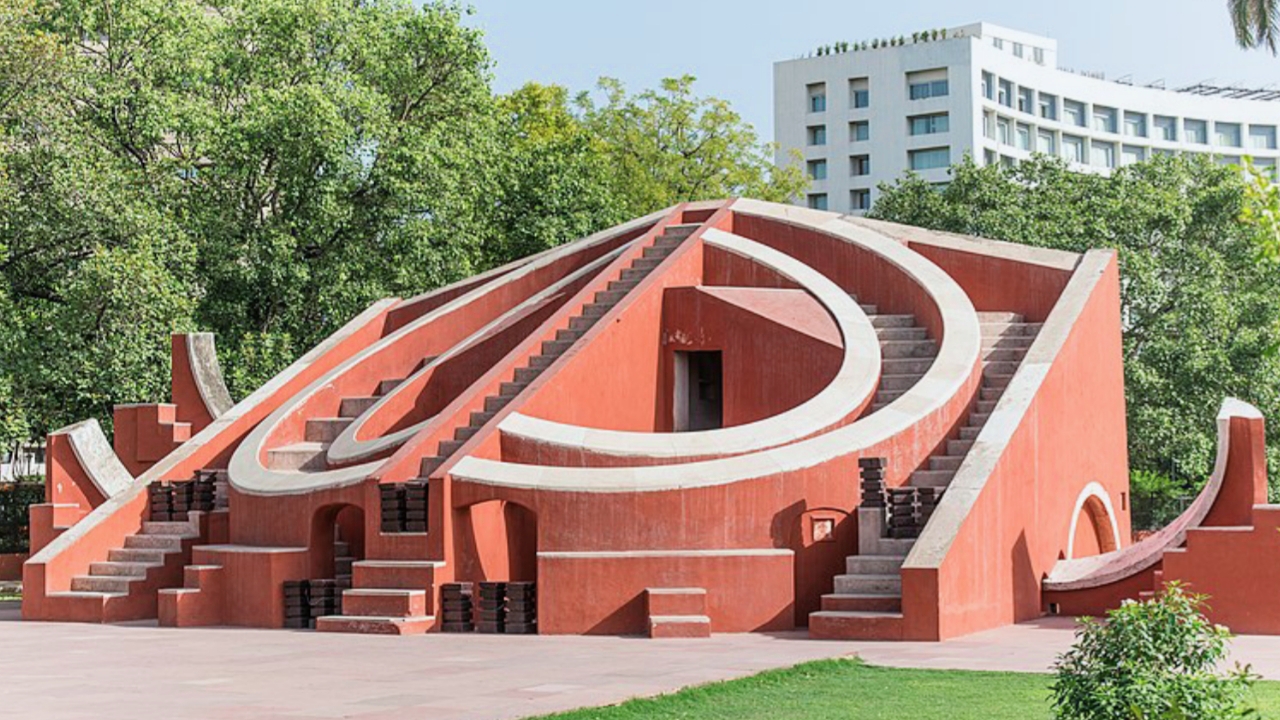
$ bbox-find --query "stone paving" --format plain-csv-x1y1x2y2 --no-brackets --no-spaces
2,602,1280,720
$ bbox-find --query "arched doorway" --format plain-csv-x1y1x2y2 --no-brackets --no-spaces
310,503,365,579
457,500,537,582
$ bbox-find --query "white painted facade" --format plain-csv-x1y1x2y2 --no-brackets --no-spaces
774,22,1280,214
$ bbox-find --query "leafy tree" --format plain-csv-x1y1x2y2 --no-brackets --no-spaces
1052,584,1258,719
575,75,807,218
871,155,1280,492
1230,0,1280,53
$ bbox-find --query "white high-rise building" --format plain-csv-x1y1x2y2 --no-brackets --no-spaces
774,22,1280,214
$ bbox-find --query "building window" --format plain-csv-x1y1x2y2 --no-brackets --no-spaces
1037,130,1056,155
1038,93,1058,120
1013,42,1024,58
807,193,828,211
983,111,996,140
1250,125,1277,150
850,154,871,176
909,113,950,135
807,159,828,181
1063,134,1085,163
1092,106,1118,134
1123,112,1147,138
1033,47,1045,64
984,148,997,165
909,146,950,171
1154,115,1177,142
1185,119,1208,144
997,117,1012,146
992,37,1004,50
807,83,827,113
850,121,870,142
1219,155,1242,167
850,189,871,211
909,79,949,100
1216,122,1242,147
1016,123,1032,151
1017,87,1034,114
982,72,995,100
849,78,869,109
998,79,1013,108
1063,100,1086,128
1121,145,1146,166
807,125,827,146
1092,141,1116,168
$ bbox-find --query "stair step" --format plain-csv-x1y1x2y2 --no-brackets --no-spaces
947,439,974,456
339,396,379,418
984,374,1013,390
527,354,554,369
483,395,511,413
376,378,405,396
982,322,1042,338
977,400,997,413
469,410,495,427
984,361,1021,376
874,389,905,404
870,315,916,328
859,304,878,314
499,381,527,398
980,387,1004,401
880,340,938,359
89,561,155,577
141,521,196,536
513,367,542,384
108,548,166,564
834,573,901,595
875,537,916,556
820,593,903,613
541,339,573,356
976,311,1025,324
306,417,353,443
71,575,137,593
594,289,628,304
569,315,599,332
662,223,701,237
649,614,711,639
876,327,928,341
929,456,963,471
555,328,582,343
124,534,184,551
341,589,427,618
878,374,921,392
845,555,905,575
607,279,637,293
454,426,478,442
631,257,661,270
881,358,932,375
419,456,444,477
809,611,904,641
911,469,956,488
983,335,1035,350
437,439,464,457
266,441,329,472
315,615,434,636
352,560,439,590
983,347,1027,363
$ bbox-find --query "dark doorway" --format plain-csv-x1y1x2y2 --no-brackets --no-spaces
674,351,723,431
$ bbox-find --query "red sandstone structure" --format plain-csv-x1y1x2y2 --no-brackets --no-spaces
18,199,1274,639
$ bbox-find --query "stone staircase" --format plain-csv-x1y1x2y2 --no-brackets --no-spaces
46,519,201,622
315,560,442,635
267,376,414,472
416,223,701,479
856,298,938,412
810,312,1041,640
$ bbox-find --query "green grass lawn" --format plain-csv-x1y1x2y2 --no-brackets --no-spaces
530,659,1280,719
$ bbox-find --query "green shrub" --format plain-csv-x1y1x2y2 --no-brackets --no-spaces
1052,583,1258,719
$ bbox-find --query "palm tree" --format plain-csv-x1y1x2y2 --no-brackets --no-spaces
1229,0,1280,53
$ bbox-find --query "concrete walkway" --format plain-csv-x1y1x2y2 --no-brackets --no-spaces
0,602,1276,720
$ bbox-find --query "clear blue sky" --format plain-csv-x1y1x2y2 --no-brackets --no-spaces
466,0,1280,140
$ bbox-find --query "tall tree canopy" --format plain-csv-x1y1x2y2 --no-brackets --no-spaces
871,155,1280,492
0,0,793,442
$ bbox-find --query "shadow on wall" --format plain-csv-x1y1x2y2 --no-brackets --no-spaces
456,500,537,583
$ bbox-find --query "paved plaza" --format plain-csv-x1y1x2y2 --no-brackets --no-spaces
4,601,1280,720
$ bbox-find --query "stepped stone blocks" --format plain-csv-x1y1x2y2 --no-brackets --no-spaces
30,196,1240,643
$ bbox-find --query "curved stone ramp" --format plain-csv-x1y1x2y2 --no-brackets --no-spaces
324,246,627,465
449,208,981,492
175,333,235,420
47,418,135,503
496,227,882,462
229,214,666,496
1043,397,1262,597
